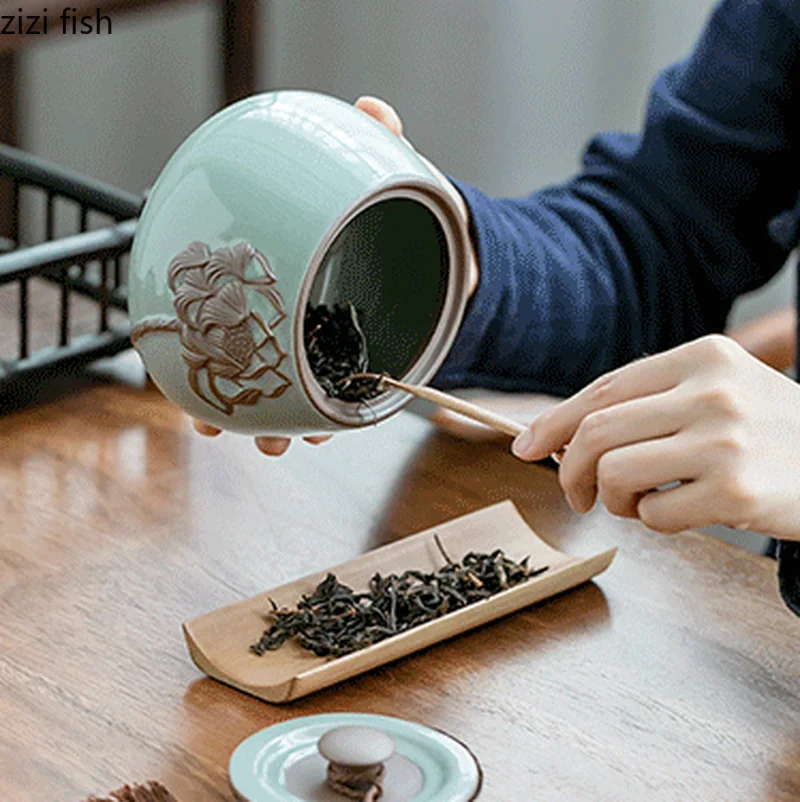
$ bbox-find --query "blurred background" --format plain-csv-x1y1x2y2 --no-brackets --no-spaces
7,0,794,552
15,0,794,328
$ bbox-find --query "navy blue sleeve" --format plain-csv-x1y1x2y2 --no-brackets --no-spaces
434,0,800,396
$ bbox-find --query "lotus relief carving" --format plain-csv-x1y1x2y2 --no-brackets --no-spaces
131,241,292,415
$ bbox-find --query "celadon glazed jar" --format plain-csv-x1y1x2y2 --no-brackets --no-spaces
128,90,472,435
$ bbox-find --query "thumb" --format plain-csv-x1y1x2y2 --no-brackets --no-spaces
355,95,404,138
511,423,539,461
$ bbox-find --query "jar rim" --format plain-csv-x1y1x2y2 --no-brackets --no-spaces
293,179,470,428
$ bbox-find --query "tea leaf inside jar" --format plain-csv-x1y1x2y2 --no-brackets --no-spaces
304,302,384,401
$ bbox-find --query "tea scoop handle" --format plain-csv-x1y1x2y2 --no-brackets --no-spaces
376,376,526,438
348,374,564,463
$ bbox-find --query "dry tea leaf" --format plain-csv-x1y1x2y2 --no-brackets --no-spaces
251,537,548,658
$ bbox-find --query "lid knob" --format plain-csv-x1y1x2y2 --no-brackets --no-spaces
318,725,396,766
318,725,396,799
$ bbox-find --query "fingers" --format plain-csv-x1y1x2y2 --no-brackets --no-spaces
591,434,703,519
355,95,404,137
558,389,689,512
255,436,291,457
513,351,687,462
304,435,333,445
193,420,222,437
194,421,332,456
253,435,332,456
637,479,718,534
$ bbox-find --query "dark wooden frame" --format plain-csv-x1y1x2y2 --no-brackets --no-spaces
0,50,18,238
0,0,259,237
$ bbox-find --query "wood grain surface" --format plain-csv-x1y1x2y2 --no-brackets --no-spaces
1,354,798,802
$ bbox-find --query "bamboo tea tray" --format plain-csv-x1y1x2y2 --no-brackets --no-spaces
183,501,616,703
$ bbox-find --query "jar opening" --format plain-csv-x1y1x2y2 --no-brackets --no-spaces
295,184,467,428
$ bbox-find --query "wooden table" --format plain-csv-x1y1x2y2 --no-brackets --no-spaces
1,356,798,802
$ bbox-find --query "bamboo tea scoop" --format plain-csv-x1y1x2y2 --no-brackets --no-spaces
345,373,565,464
347,373,525,437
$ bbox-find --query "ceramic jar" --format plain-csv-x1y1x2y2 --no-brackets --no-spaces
128,90,471,435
